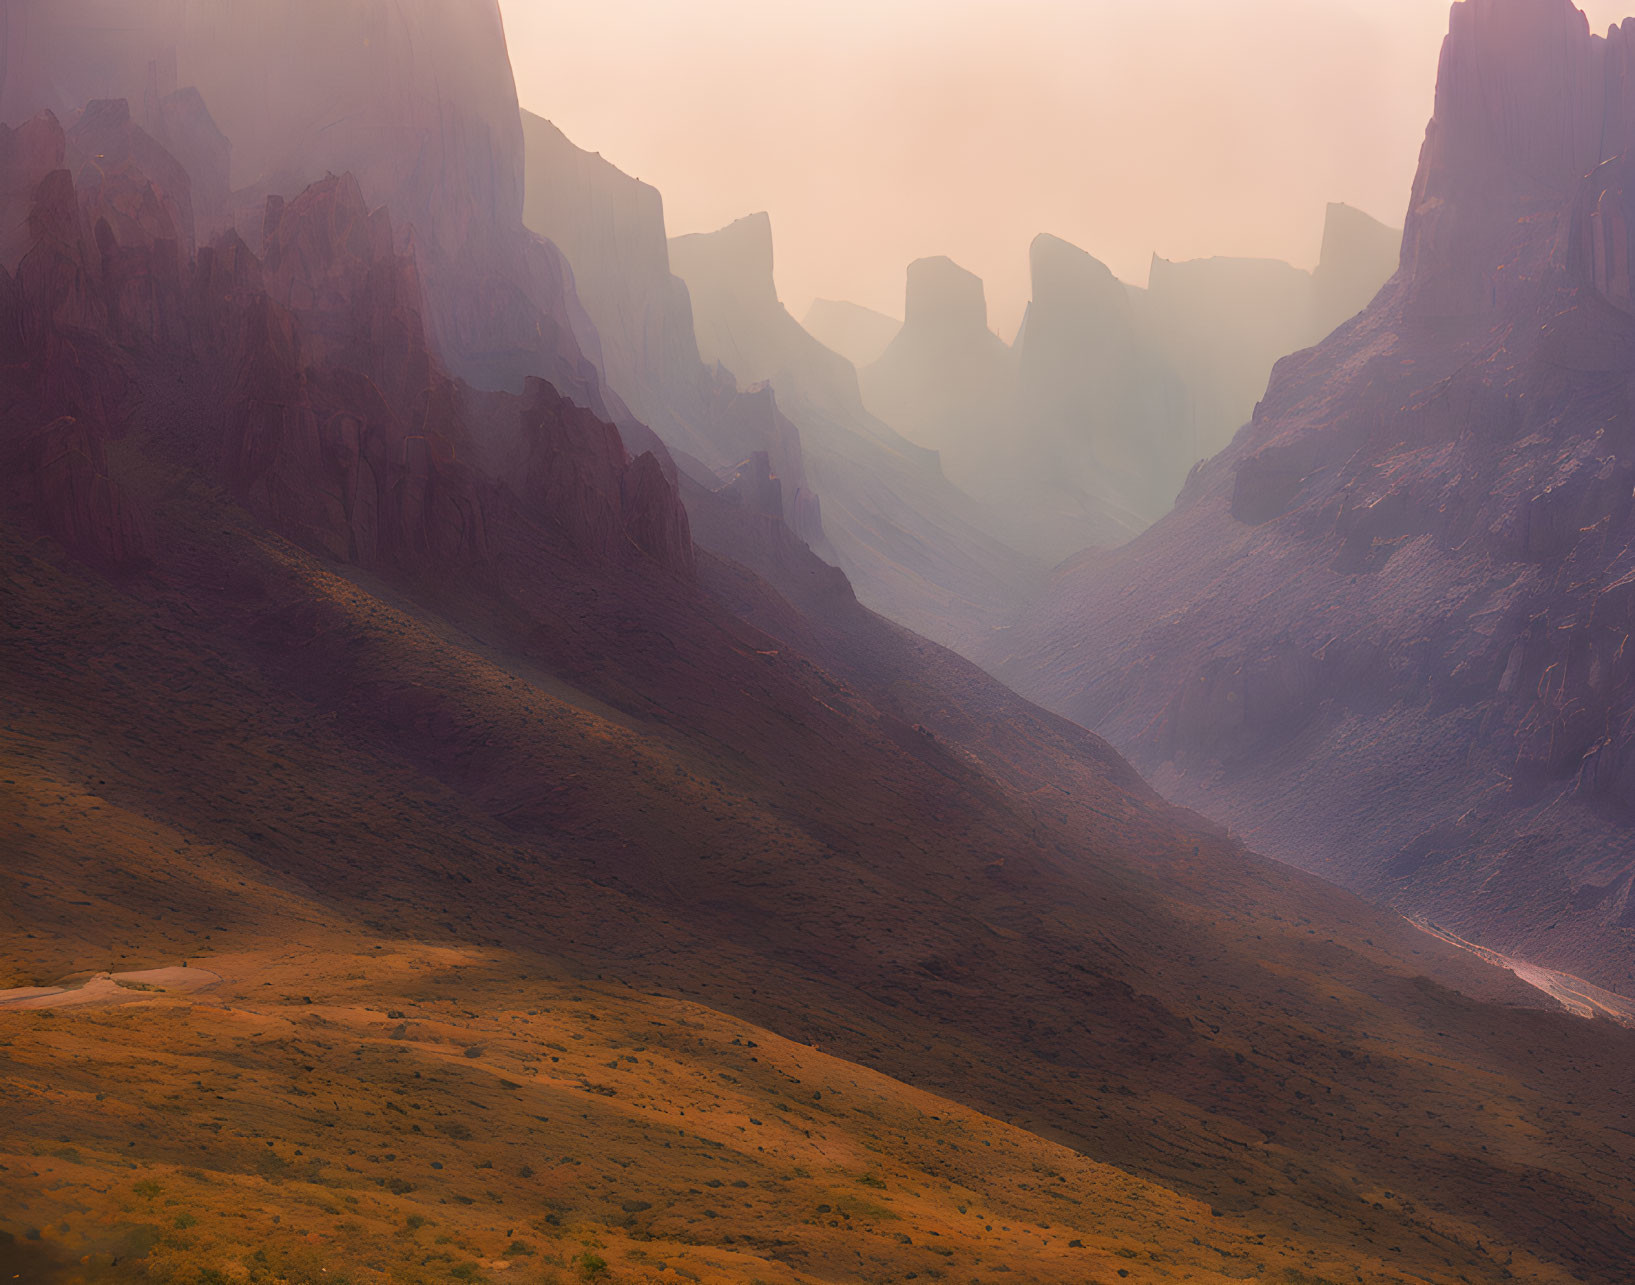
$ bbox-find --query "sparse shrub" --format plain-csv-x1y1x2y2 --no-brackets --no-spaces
576,1250,609,1279
134,1179,162,1199
174,1212,198,1229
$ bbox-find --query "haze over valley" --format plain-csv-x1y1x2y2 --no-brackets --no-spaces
4,3,1635,1283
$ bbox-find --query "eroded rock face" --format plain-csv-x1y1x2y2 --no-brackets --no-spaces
25,415,149,573
519,113,818,542
1011,236,1192,547
0,100,694,586
0,0,612,409
670,211,1048,654
995,0,1635,987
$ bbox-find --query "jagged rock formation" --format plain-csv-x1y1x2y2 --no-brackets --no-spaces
1011,235,1194,542
0,0,613,410
1137,203,1401,466
802,297,900,368
671,213,1045,651
518,112,819,540
860,256,1016,488
0,105,693,591
995,0,1635,989
856,213,1398,566
671,213,886,437
857,251,1149,564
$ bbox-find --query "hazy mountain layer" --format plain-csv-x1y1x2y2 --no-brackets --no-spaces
519,113,821,542
853,206,1399,565
671,213,1046,652
801,297,901,368
4,53,1635,1280
994,0,1635,990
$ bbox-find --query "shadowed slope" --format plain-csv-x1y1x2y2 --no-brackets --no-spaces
994,0,1635,989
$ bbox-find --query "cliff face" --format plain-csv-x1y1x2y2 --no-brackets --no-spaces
856,254,1139,564
0,0,612,410
853,212,1399,566
995,0,1635,989
671,213,881,434
861,256,1016,482
0,105,694,591
1009,236,1192,554
1135,201,1400,469
519,113,818,541
670,213,1047,652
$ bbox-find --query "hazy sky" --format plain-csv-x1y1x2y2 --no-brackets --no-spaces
502,0,1633,339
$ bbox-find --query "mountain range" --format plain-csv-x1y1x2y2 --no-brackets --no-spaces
4,2,1635,1283
994,0,1635,996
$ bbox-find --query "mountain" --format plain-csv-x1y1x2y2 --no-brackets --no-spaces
993,0,1635,991
0,0,616,412
1137,203,1401,468
1010,235,1193,554
858,249,1150,564
6,105,1635,1285
671,213,1046,651
1313,201,1404,334
6,6,1635,1283
854,212,1399,566
801,296,900,368
518,112,821,540
859,256,1017,496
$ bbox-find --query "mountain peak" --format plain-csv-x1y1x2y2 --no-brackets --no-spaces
670,211,778,311
1403,0,1635,314
904,255,989,334
1027,233,1125,316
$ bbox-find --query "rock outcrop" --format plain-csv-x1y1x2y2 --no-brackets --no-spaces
995,0,1635,988
0,0,613,410
861,256,1016,479
670,213,1046,651
0,100,693,586
801,298,900,369
519,113,817,540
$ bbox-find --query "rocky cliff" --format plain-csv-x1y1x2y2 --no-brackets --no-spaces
0,105,694,592
860,255,1017,485
995,0,1635,989
0,0,613,410
855,211,1399,566
671,212,1046,652
519,113,819,541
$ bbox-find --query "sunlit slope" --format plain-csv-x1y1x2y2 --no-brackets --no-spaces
3,454,1635,1285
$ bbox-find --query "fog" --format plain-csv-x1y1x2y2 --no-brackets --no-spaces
501,0,1633,336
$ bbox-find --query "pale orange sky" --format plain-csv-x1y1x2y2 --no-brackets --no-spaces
501,0,1633,339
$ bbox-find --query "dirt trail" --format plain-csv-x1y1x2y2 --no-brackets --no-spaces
0,966,221,1010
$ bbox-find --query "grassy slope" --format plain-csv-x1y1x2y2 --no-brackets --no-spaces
3,413,1635,1284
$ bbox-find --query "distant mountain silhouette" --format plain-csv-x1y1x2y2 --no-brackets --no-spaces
802,296,901,368
995,0,1635,991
